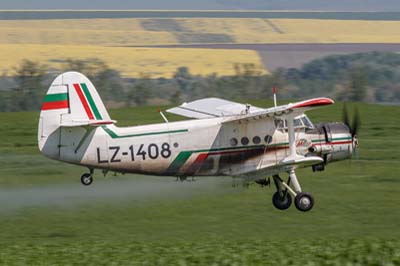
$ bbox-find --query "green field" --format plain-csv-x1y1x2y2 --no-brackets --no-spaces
0,101,399,265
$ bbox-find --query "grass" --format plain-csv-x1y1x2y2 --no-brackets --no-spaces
0,100,399,264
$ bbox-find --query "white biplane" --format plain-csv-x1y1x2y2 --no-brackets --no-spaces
38,72,359,212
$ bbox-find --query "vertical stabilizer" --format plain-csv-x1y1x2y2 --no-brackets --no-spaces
38,71,110,159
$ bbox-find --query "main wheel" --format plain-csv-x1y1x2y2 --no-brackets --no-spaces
81,173,93,186
294,192,314,212
272,192,292,210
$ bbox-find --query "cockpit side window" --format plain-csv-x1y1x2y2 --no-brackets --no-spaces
294,118,303,127
301,116,314,129
274,119,285,129
274,115,314,130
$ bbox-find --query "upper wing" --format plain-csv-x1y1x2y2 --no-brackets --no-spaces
166,97,265,119
222,97,334,123
167,97,334,120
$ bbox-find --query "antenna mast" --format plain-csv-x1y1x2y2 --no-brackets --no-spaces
272,85,277,107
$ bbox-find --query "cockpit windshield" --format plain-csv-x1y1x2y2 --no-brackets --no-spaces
274,114,314,130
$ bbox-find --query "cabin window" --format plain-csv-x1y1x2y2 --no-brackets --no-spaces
241,137,249,145
265,135,273,144
230,138,238,146
252,136,261,144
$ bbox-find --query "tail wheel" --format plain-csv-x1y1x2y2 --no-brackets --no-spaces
294,192,314,212
272,192,292,210
81,173,93,186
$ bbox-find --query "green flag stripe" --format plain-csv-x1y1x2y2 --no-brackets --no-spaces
44,93,68,102
80,83,103,120
102,126,188,139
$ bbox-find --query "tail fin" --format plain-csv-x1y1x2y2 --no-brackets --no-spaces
38,71,112,157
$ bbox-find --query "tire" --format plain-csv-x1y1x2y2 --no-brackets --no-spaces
272,192,292,210
294,192,314,212
81,173,93,186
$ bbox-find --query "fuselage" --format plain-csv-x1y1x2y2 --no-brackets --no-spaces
49,115,353,179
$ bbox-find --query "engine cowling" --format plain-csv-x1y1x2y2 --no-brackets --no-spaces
311,122,354,163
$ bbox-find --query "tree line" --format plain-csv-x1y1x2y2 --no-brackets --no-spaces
1,51,400,112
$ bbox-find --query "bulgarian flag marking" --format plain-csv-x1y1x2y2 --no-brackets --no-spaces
41,93,69,110
73,83,103,120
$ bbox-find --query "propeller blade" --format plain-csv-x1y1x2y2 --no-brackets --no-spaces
342,102,350,128
351,106,361,137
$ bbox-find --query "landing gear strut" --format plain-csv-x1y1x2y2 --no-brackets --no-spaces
81,169,94,186
270,170,314,212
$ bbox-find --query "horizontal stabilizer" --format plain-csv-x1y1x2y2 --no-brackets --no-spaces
60,119,116,127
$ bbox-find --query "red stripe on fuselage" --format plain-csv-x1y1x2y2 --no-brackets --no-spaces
185,153,209,175
184,140,352,175
73,83,94,120
41,100,69,110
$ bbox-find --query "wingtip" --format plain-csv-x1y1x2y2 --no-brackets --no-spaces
291,97,334,109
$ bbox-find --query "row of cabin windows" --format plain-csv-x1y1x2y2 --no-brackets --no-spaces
230,135,273,147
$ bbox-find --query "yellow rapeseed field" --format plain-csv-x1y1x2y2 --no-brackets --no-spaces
2,18,400,46
270,19,400,43
0,19,178,46
177,18,400,43
2,18,400,77
0,44,267,78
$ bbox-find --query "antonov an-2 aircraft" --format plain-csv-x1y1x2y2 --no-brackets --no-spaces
38,72,359,212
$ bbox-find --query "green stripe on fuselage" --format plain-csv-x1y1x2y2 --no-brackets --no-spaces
102,126,188,139
44,93,68,102
166,151,193,174
312,136,352,143
80,83,103,120
165,136,353,175
166,145,266,175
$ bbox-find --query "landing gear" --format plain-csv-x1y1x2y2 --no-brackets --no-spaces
272,191,292,210
294,192,314,212
81,169,94,186
81,173,93,186
269,171,314,212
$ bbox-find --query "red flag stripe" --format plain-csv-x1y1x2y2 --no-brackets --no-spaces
41,100,69,110
73,83,94,120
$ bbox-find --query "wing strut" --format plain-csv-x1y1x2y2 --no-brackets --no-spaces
286,114,302,192
287,113,297,158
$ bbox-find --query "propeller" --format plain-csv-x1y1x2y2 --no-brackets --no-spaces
342,102,361,159
342,102,361,138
